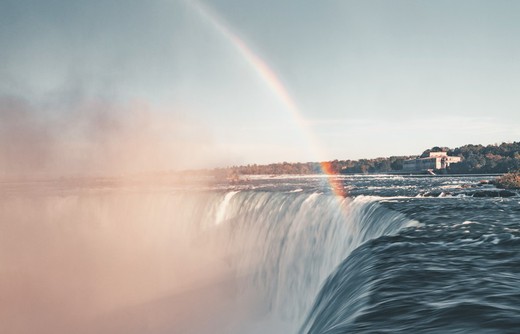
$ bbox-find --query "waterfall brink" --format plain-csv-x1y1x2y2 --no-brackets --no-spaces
0,186,413,334
212,192,413,331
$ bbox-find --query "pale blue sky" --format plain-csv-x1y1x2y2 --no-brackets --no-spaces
1,0,519,170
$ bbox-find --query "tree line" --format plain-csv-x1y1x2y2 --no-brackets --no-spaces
210,142,520,176
445,142,520,174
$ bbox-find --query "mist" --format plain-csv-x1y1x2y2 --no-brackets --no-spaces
0,94,218,179
0,187,272,334
0,93,265,333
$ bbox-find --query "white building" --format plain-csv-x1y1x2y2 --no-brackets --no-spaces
403,152,462,172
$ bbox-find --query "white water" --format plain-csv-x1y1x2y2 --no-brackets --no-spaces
0,185,413,333
215,190,240,225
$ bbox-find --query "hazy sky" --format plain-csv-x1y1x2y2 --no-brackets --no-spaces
1,0,519,171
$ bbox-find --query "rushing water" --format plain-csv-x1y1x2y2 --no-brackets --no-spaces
1,175,519,333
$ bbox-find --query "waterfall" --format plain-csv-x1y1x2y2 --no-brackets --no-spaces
0,187,413,333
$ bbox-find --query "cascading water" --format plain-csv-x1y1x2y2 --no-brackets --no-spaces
0,182,415,334
195,191,417,332
4,175,518,334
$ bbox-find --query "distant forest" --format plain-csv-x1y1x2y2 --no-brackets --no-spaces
213,142,520,175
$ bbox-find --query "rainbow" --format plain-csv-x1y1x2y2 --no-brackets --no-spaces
189,0,347,198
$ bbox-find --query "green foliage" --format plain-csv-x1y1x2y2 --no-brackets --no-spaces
212,142,520,175
213,156,412,175
214,162,322,176
447,142,520,174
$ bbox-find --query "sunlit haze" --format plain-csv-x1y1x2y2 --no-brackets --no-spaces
2,2,520,333
1,0,519,176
